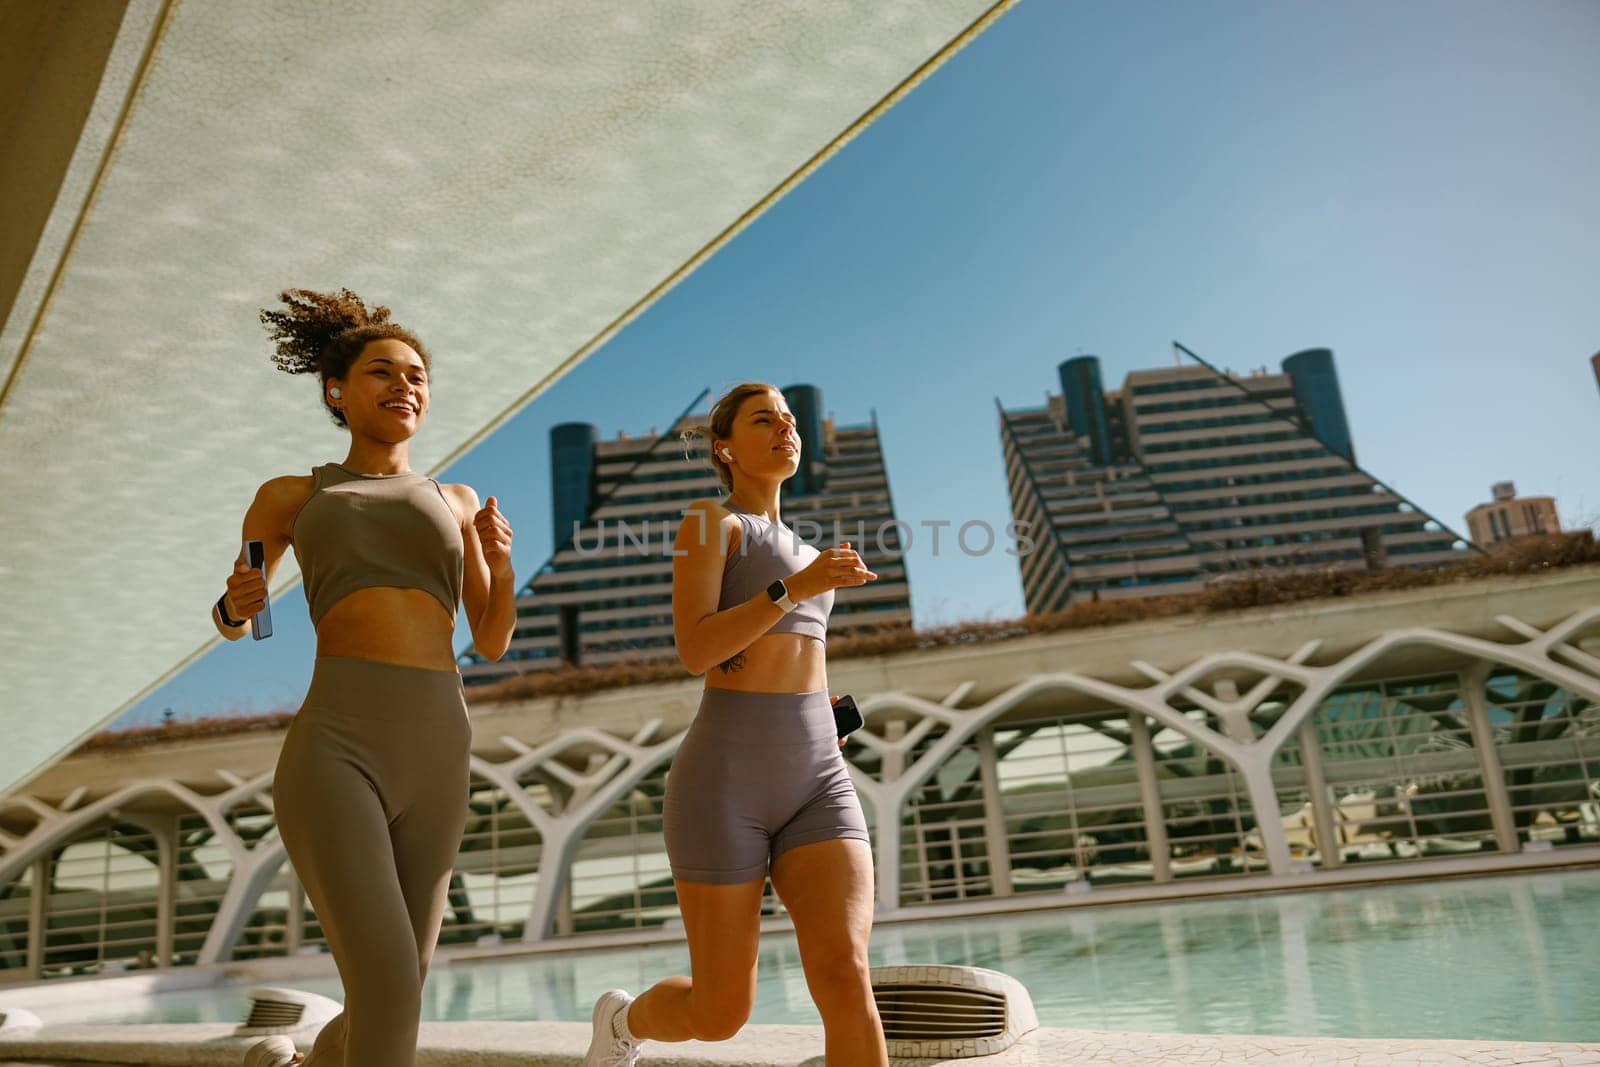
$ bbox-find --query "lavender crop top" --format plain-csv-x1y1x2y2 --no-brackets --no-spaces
719,498,833,641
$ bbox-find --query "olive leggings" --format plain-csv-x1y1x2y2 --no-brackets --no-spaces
272,656,471,1067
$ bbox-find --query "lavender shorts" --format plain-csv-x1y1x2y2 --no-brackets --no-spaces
662,687,870,884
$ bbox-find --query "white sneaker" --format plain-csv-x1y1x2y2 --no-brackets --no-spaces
583,988,643,1066
242,1036,299,1066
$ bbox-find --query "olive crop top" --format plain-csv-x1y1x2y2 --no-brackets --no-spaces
290,463,464,625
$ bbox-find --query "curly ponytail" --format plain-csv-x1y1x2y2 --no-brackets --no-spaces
259,288,430,427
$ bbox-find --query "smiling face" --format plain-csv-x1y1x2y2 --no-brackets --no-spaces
716,388,800,486
327,338,430,443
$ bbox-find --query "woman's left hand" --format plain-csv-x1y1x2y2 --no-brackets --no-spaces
831,693,847,749
475,495,514,581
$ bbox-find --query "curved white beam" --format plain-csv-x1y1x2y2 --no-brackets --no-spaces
0,0,1016,794
3,604,1593,965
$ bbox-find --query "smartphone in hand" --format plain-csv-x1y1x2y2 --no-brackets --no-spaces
833,694,863,738
244,539,273,640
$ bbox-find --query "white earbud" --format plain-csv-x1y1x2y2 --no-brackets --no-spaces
329,386,342,399
720,449,732,461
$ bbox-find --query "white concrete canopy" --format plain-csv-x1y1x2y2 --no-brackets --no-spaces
0,0,1011,794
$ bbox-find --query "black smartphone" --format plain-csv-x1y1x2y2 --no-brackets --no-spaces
244,539,273,641
832,694,863,739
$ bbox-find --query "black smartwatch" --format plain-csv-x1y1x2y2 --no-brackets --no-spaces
766,578,796,612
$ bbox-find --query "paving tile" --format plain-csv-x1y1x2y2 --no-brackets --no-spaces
2,1023,1598,1066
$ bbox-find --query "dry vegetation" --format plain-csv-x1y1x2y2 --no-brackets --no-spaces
82,531,1600,752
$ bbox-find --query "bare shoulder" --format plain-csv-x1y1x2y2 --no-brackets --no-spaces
681,496,737,527
254,473,315,514
679,497,736,555
245,474,315,542
436,481,479,524
683,496,730,518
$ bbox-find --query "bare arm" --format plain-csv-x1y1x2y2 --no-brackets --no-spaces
452,483,516,661
670,499,876,676
214,476,307,640
671,499,785,676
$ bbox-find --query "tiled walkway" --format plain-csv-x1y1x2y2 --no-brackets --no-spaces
2,1023,1599,1066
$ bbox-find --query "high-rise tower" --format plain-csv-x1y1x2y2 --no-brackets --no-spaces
1000,347,1464,611
460,386,913,685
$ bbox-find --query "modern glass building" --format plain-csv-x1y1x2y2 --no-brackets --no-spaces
1000,349,1464,612
457,385,914,686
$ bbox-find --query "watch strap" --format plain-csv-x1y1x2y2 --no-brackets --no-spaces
216,593,245,628
766,578,796,612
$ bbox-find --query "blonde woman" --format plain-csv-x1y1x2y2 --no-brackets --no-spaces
583,382,888,1066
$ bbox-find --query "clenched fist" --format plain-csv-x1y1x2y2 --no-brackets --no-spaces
222,557,267,625
787,540,876,602
474,494,514,581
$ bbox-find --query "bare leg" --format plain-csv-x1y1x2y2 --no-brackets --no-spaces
625,877,766,1042
770,838,886,1066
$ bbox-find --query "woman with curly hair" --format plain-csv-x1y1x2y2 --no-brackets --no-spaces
582,382,888,1066
222,289,517,1067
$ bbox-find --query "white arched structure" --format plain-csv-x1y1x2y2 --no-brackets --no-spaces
466,720,679,942
2,599,1596,980
850,607,1600,905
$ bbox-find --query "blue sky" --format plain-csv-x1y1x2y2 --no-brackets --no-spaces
123,0,1600,727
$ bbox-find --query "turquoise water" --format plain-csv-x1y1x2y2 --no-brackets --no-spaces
31,869,1600,1042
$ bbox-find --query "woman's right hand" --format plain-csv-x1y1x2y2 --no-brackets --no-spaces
222,558,267,624
788,541,877,601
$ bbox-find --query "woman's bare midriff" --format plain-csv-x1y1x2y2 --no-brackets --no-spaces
704,632,827,694
314,587,459,672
